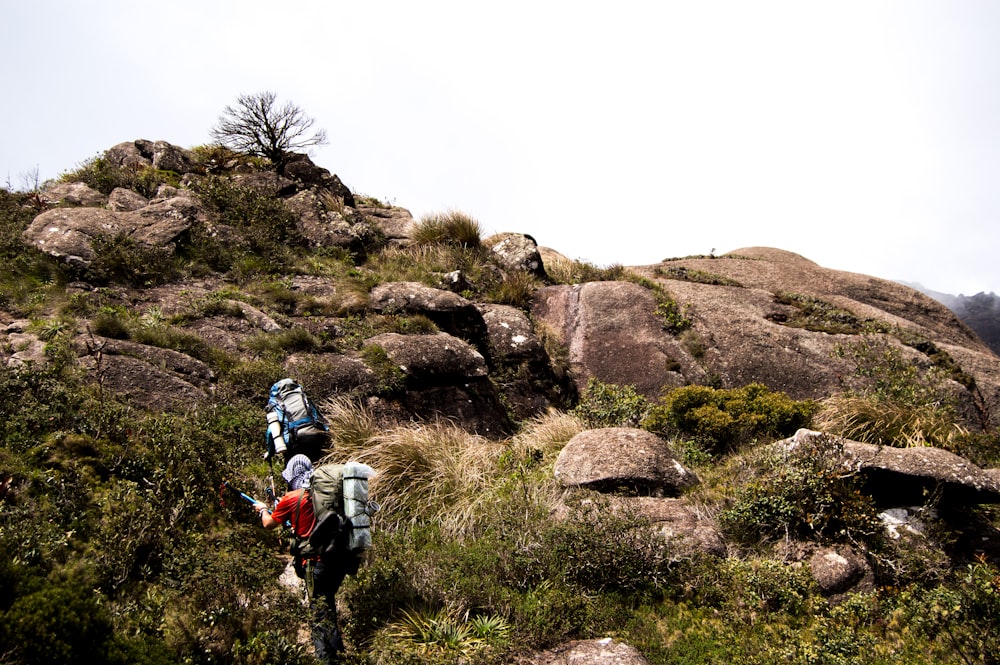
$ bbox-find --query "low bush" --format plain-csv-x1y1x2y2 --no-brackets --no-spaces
717,436,882,547
62,156,180,197
643,383,817,456
571,378,649,428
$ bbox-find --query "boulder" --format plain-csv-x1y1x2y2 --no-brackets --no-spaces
369,281,489,357
3,320,48,367
105,139,197,174
107,187,149,212
808,545,873,595
76,336,215,388
362,331,511,437
476,303,545,363
233,171,296,197
280,153,355,207
364,332,487,383
554,427,699,496
40,181,106,207
521,638,651,665
357,203,416,245
283,353,381,400
486,232,547,278
284,189,366,250
77,353,211,412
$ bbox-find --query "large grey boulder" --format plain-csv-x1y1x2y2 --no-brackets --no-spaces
370,282,489,357
357,204,416,245
476,303,545,363
105,139,198,174
808,545,873,596
284,189,367,250
107,187,149,212
280,153,355,207
554,427,699,496
76,336,215,388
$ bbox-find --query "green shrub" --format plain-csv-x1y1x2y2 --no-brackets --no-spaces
245,326,321,357
186,175,303,272
2,581,118,665
62,156,180,197
84,232,179,287
571,378,649,428
895,561,1000,664
717,436,882,547
643,383,817,455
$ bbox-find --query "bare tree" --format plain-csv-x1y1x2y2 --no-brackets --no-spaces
210,91,328,171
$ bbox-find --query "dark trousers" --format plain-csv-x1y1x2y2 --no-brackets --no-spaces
301,552,363,664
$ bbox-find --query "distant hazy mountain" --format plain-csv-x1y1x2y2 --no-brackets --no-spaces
902,282,1000,357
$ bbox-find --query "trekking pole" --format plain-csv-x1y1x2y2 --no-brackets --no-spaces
220,481,270,514
220,481,294,528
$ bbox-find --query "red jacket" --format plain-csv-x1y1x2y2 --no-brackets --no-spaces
270,488,316,538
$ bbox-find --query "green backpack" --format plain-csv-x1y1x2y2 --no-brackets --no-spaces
304,461,379,556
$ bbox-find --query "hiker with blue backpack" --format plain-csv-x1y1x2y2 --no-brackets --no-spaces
264,378,330,464
253,453,378,664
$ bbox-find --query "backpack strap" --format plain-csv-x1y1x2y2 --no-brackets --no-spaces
292,489,316,537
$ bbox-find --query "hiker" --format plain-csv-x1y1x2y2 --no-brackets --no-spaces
253,455,360,664
264,378,330,464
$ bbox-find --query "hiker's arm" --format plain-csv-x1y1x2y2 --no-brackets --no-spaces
254,501,280,529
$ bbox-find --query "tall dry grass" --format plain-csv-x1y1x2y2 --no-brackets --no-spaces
813,393,968,449
315,399,584,537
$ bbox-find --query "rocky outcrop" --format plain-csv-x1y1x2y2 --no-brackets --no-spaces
363,331,512,436
23,193,207,267
105,139,197,173
284,189,375,251
780,429,1000,506
532,248,1000,432
533,281,706,398
369,281,490,360
365,331,488,383
40,181,106,207
356,203,416,246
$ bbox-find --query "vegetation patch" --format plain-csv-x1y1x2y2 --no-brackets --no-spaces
652,265,743,287
642,383,817,456
768,291,885,335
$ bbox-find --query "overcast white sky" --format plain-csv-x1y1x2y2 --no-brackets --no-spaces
3,1,999,296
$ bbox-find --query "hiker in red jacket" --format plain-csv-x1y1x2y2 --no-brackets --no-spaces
254,455,349,664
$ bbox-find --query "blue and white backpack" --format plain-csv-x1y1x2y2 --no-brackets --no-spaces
266,379,329,459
